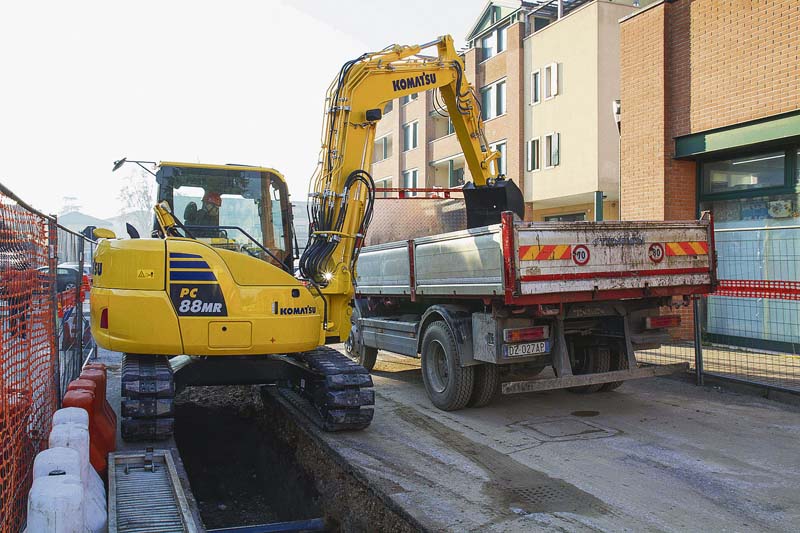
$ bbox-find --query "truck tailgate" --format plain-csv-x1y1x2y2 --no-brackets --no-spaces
511,218,714,303
355,215,714,304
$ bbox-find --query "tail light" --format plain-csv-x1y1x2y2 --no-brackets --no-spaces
100,308,108,329
645,315,681,329
504,325,550,343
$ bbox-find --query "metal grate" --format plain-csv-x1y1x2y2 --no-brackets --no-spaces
109,449,199,533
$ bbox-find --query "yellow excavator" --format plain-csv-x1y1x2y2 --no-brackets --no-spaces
91,35,523,440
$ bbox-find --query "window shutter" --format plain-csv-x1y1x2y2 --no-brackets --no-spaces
550,63,559,96
553,133,560,166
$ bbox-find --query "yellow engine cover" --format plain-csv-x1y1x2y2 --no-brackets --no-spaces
91,238,325,356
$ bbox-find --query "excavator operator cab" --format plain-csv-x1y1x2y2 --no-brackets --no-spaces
154,162,295,272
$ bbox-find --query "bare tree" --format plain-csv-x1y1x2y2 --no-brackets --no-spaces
117,169,155,236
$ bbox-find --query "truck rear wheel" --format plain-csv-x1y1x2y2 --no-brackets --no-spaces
421,321,474,411
468,364,499,408
345,307,378,371
600,341,628,392
568,344,611,394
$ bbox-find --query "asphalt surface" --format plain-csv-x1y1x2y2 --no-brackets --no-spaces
314,348,800,532
95,345,800,532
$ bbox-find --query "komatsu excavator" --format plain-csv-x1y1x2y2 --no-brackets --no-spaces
91,35,523,441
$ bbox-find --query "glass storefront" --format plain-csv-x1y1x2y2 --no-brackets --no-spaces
699,147,800,351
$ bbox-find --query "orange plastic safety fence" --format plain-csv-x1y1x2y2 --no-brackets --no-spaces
0,194,58,533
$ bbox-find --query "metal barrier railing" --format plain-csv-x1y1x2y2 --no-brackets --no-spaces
638,224,800,394
0,183,96,533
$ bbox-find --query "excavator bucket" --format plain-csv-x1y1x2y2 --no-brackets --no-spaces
463,178,525,229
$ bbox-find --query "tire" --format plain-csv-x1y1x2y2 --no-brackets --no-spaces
468,363,499,408
568,344,611,394
599,341,628,392
344,307,378,371
420,321,474,411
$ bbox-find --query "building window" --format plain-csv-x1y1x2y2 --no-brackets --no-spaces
375,176,392,198
526,139,540,171
402,169,418,196
383,101,393,114
701,151,787,195
491,141,507,175
531,70,541,105
448,160,465,187
544,62,559,99
402,121,418,151
496,25,507,53
480,25,508,62
480,79,507,121
481,34,495,61
545,133,559,167
400,93,418,106
372,135,392,163
545,212,586,222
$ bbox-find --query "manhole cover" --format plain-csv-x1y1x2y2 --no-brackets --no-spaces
509,416,618,442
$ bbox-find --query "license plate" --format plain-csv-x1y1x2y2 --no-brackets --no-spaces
503,341,549,358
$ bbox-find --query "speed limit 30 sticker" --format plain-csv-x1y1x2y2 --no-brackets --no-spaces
648,243,665,263
572,245,590,266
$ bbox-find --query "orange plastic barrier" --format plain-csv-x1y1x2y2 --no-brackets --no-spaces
82,364,117,429
71,373,116,458
62,387,107,478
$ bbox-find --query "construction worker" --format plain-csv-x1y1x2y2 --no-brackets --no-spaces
184,191,223,238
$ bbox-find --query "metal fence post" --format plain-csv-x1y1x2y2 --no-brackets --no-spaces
48,216,62,404
693,298,704,386
76,236,84,365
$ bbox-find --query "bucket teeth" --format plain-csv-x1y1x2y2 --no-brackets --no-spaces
121,354,175,442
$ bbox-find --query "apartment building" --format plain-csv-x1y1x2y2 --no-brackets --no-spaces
370,0,642,220
523,0,640,221
371,1,533,200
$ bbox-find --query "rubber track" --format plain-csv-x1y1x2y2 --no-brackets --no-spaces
283,346,375,431
121,354,175,441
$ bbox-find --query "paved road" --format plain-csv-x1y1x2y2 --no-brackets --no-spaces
318,349,800,532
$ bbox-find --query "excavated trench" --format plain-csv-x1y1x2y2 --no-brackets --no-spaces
174,385,417,532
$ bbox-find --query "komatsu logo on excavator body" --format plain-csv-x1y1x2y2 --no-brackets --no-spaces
279,305,317,316
392,73,437,92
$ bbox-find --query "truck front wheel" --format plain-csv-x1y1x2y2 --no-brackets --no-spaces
345,307,378,371
421,321,474,410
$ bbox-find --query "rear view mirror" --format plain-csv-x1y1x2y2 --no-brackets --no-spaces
93,228,117,239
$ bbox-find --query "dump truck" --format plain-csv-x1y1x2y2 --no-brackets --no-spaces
346,210,716,410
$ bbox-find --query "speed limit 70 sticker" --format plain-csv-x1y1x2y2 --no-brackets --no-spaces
648,243,665,263
572,245,590,266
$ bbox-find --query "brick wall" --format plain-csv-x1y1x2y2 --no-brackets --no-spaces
621,0,800,340
621,0,800,221
619,3,667,220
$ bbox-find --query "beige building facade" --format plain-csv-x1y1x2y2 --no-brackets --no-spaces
523,0,640,221
369,0,642,221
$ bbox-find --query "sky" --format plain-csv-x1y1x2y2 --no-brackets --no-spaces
0,0,486,219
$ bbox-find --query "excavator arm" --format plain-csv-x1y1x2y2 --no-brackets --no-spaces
300,35,523,342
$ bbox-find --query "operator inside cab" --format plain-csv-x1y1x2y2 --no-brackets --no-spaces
184,191,223,237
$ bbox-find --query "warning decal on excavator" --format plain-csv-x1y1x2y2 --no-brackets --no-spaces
169,284,228,316
519,244,572,261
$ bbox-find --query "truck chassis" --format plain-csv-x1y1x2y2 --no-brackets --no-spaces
347,213,714,410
